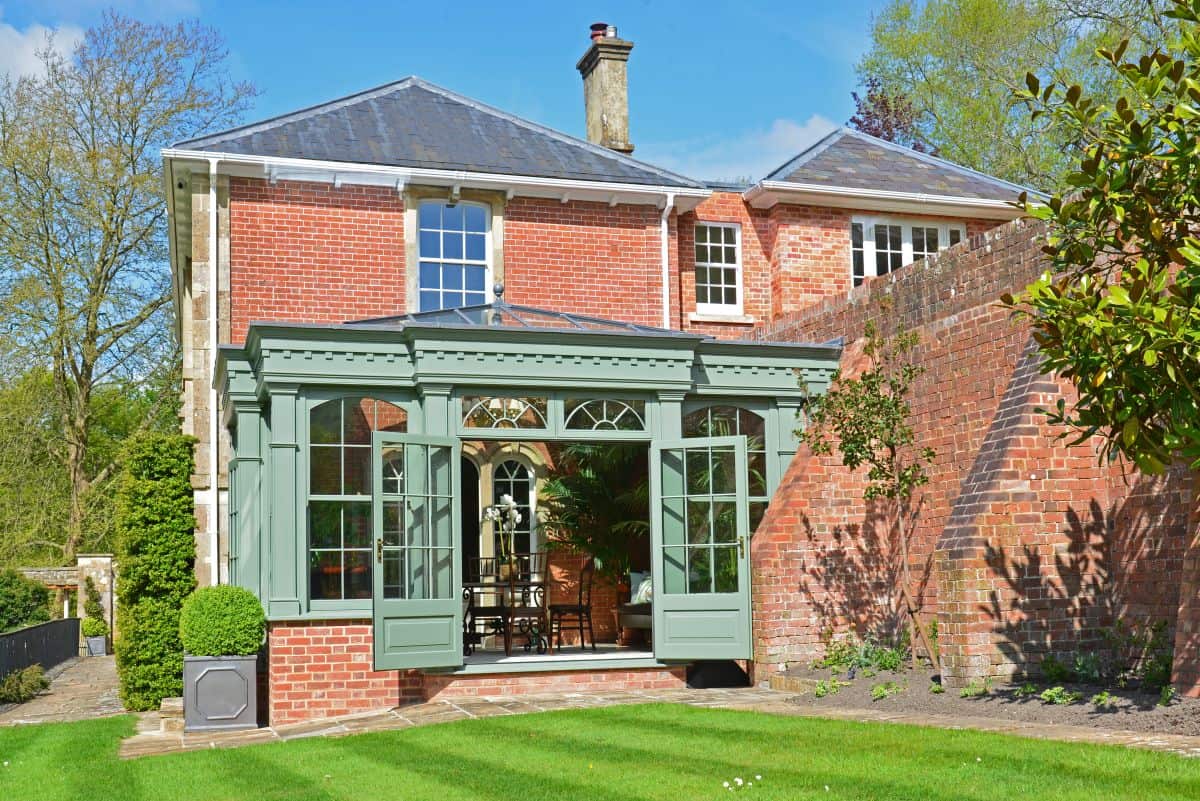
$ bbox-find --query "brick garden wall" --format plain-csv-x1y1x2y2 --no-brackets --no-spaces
754,217,1197,691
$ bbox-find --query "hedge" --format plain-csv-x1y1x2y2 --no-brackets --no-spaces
179,585,265,657
114,433,196,711
0,569,51,633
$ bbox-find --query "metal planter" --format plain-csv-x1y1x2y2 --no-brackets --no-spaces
85,635,108,656
183,655,258,731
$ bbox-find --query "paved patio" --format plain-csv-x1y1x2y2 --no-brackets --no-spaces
0,656,124,726
118,685,1200,760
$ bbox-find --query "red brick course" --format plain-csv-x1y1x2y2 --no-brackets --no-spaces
229,178,406,343
267,620,683,724
755,218,1197,691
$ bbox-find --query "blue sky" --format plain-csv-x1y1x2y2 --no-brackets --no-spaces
0,1,884,181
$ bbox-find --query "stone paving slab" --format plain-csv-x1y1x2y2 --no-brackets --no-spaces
117,686,1200,760
0,656,123,726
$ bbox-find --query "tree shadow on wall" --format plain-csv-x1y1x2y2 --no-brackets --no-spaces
796,496,935,646
980,498,1114,677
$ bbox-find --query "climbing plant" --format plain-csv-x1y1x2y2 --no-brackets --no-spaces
800,321,938,668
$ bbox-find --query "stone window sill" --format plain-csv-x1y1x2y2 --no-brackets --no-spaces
688,312,757,325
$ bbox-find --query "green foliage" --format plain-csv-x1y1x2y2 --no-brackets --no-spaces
1040,655,1073,683
858,0,1178,186
82,617,109,638
1159,685,1178,706
815,635,906,674
802,322,935,504
1091,691,1116,707
929,681,945,694
179,586,265,657
1040,686,1083,705
959,678,992,698
0,569,50,632
813,679,849,698
83,576,105,621
0,665,48,704
871,681,904,701
540,443,649,585
1014,682,1039,698
1005,1,1200,473
114,433,196,711
1073,653,1103,684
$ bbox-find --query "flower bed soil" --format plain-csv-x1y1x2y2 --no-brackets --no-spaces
782,666,1200,737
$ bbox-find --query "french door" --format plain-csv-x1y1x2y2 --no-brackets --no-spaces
650,436,752,660
371,433,464,670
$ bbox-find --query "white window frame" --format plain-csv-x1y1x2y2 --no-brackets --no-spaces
850,216,966,287
693,222,744,316
416,199,493,312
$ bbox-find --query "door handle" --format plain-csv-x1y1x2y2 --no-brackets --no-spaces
737,535,746,559
376,538,383,563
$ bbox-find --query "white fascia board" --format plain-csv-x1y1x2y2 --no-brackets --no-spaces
743,180,1027,220
161,148,710,211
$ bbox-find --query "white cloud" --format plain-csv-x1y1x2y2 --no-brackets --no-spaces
0,13,83,78
638,115,838,184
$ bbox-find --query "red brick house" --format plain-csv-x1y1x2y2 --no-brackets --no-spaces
162,25,1050,724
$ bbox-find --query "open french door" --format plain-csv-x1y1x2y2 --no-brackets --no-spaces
371,433,463,671
650,435,752,660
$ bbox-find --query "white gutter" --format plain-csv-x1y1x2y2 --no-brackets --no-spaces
659,193,675,329
207,157,220,586
161,148,711,207
743,180,1028,220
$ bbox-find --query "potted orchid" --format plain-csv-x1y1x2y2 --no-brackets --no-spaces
484,493,524,576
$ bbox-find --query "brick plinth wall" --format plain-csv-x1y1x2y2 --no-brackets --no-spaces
267,620,423,725
422,667,686,700
755,217,1196,690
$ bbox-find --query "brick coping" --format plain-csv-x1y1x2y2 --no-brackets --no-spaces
119,687,1200,760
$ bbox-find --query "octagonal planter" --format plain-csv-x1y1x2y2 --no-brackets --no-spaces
183,655,258,731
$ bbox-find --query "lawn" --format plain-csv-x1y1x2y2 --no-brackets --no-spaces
1,704,1197,801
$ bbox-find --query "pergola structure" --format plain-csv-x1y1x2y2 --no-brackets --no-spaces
217,301,840,672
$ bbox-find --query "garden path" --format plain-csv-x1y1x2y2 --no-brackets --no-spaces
0,657,123,726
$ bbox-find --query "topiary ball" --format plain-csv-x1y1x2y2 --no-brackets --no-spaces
179,585,265,657
82,617,109,638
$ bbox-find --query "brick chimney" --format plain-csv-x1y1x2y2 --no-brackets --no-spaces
576,22,634,155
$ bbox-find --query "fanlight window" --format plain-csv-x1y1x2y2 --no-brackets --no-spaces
563,398,646,431
308,397,407,602
462,396,548,429
683,405,768,531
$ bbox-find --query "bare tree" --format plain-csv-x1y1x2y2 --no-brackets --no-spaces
0,12,254,563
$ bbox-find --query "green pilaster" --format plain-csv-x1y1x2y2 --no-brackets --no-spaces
230,403,264,598
418,384,453,436
267,385,302,617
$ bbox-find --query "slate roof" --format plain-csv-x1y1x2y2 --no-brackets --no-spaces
764,127,1039,200
174,77,704,189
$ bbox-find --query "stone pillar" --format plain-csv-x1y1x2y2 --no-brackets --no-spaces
76,554,116,633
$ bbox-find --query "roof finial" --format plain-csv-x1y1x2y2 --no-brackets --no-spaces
493,282,505,300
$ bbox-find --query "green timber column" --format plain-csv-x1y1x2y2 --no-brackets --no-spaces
419,384,454,437
656,391,685,440
230,403,264,598
267,385,302,617
771,399,803,498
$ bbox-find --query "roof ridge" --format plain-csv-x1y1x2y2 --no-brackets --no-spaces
835,127,1044,197
404,78,704,188
762,126,847,182
173,76,421,149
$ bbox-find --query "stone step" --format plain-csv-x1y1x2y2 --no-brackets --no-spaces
768,673,819,694
159,697,184,733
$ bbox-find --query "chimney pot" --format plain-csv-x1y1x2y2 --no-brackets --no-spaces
590,22,607,42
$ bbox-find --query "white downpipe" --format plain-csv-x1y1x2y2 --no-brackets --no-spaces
659,192,675,329
207,158,220,586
